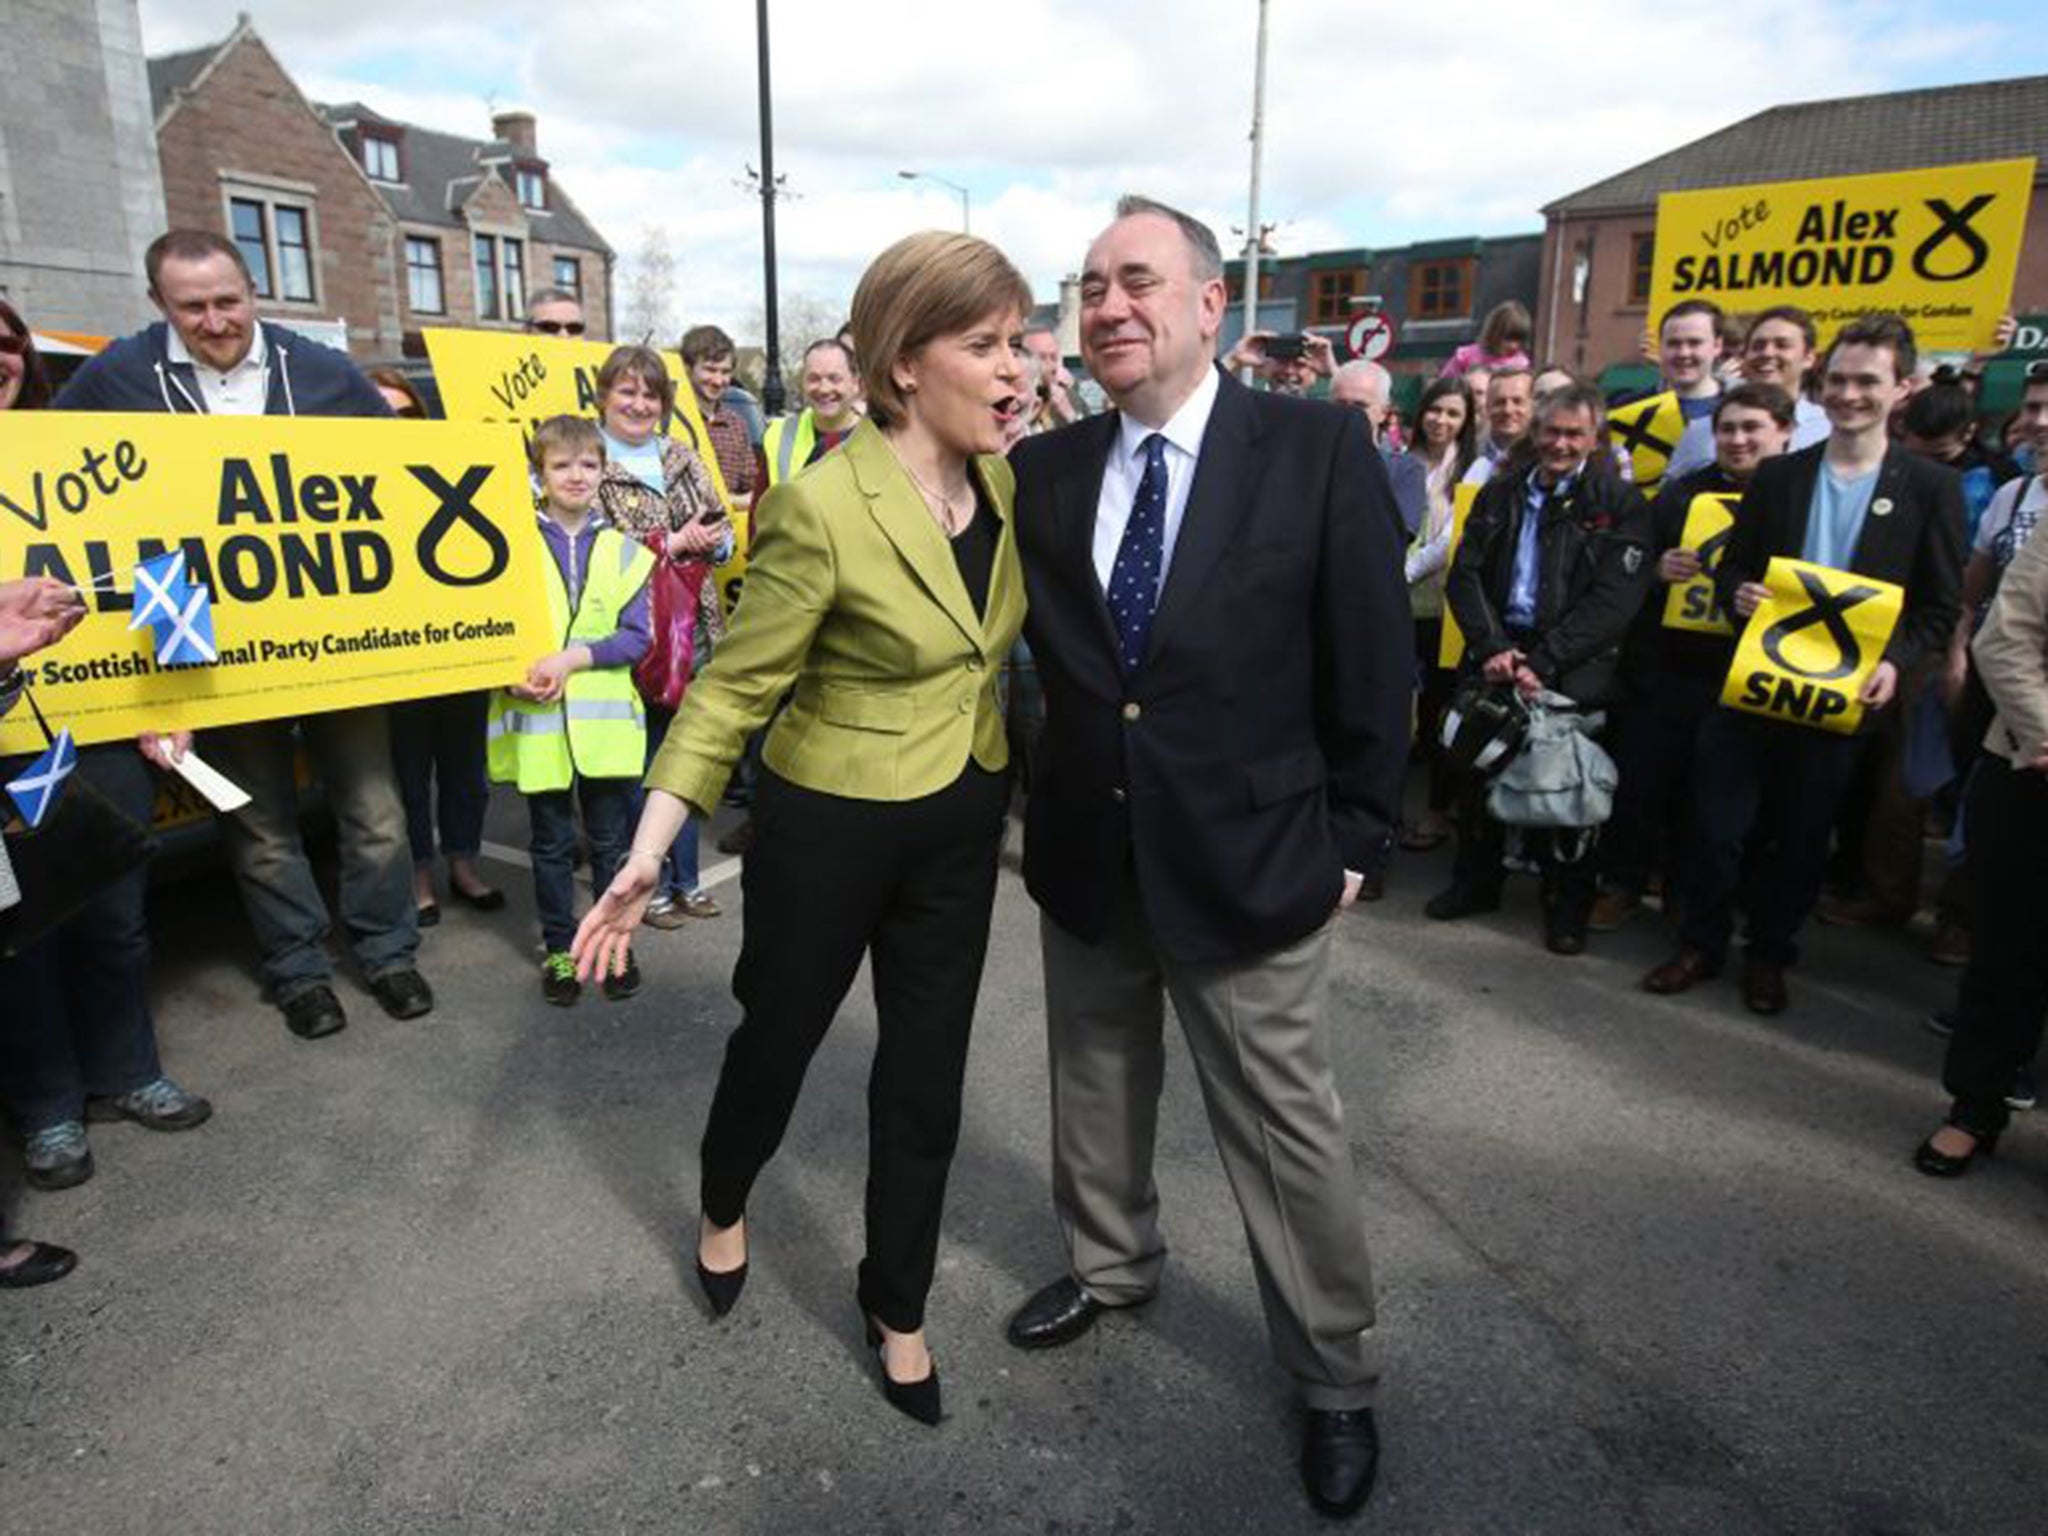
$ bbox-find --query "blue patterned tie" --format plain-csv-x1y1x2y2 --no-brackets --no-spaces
1108,433,1168,672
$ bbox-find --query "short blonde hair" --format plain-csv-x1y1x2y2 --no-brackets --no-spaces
849,232,1033,429
530,413,604,469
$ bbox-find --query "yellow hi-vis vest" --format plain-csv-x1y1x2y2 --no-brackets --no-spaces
762,409,818,487
487,523,656,793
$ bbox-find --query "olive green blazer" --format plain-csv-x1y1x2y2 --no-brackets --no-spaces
649,417,1025,808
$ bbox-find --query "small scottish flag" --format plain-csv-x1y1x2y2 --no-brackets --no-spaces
7,727,77,829
154,583,218,667
129,551,190,632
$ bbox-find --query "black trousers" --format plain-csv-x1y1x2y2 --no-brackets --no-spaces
1599,668,1722,898
698,762,1008,1332
1677,712,1861,966
1941,757,2048,1135
1448,771,1601,927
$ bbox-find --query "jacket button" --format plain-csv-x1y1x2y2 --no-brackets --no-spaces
966,657,984,672
958,697,973,713
1121,701,1142,722
1111,787,1127,804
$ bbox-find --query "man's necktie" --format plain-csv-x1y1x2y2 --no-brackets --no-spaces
1107,433,1168,672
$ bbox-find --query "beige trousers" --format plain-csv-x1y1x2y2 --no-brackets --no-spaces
1040,882,1380,1409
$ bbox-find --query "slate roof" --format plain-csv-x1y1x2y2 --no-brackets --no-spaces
146,43,217,118
1546,74,2048,215
319,102,611,256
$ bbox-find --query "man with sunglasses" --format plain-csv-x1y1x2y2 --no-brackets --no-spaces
524,288,587,339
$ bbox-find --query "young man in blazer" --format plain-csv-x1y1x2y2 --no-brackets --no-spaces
1645,313,1963,1014
1003,196,1412,1521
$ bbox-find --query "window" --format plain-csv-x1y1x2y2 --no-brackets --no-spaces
473,234,500,320
273,206,314,303
1225,271,1275,303
502,238,526,320
516,168,546,210
1629,232,1656,306
553,255,580,301
229,194,315,303
362,135,400,183
406,237,444,314
1309,267,1368,326
1409,258,1474,319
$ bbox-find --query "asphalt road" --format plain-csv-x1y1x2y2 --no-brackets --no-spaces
4,792,2045,1534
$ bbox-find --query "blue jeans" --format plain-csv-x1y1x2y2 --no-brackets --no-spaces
526,778,635,953
204,707,418,1000
644,705,701,897
0,746,163,1131
389,692,490,864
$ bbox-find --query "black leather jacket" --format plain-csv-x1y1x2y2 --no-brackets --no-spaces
1445,458,1655,706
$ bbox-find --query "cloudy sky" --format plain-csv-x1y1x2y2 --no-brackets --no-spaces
138,0,2043,338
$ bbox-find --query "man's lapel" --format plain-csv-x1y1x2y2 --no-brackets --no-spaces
1848,448,1911,574
1146,369,1256,663
1052,412,1125,663
1780,444,1826,561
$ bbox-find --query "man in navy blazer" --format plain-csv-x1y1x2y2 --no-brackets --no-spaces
1645,313,1963,1014
1003,195,1411,1521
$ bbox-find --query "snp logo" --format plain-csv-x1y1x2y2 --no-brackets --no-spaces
1726,560,1901,734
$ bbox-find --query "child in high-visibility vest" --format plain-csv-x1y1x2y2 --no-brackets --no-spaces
486,415,655,1005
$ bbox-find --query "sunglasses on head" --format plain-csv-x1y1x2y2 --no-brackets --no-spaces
531,320,586,336
2027,359,2048,384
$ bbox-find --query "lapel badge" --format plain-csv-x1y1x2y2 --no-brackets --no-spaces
1871,497,1894,517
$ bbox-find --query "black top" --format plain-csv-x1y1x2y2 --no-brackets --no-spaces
949,488,998,619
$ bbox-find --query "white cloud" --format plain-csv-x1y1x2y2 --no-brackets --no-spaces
138,0,2019,339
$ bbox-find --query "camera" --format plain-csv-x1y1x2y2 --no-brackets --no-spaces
1265,333,1308,362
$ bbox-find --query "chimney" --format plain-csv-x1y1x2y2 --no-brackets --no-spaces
492,110,537,157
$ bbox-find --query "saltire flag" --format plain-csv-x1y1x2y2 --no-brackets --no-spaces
129,551,190,632
1608,390,1686,495
154,583,218,667
7,726,77,828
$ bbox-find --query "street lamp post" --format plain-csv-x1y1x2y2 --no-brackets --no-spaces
898,169,970,233
755,0,785,415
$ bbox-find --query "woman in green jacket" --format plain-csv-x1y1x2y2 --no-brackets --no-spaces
575,231,1032,1425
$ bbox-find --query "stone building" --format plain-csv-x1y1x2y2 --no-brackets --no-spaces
146,16,613,363
0,0,167,334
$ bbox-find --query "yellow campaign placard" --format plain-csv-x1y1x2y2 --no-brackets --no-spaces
1648,158,2036,353
0,414,552,754
1720,557,1903,735
423,328,750,616
1661,493,1740,634
1436,482,1482,669
1608,390,1686,495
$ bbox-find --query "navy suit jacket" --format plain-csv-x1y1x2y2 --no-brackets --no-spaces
1013,368,1413,963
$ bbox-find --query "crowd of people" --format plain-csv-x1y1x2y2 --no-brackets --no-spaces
4,204,2045,1522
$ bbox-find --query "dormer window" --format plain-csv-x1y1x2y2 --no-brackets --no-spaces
362,133,400,183
516,167,545,210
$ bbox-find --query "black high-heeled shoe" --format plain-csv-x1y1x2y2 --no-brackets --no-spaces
695,1219,748,1317
864,1311,942,1426
1913,1121,2001,1178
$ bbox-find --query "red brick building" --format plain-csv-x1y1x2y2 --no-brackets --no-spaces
148,17,613,363
1537,75,2048,397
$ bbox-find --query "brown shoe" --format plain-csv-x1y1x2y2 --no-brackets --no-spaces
1817,896,1910,929
1927,923,1971,968
1589,891,1640,933
1740,958,1789,1015
1643,947,1721,995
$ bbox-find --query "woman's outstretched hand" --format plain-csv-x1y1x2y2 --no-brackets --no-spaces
573,850,662,981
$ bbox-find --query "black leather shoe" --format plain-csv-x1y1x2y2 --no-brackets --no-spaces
1302,1407,1379,1519
0,1240,79,1289
1006,1275,1140,1350
1424,885,1501,922
281,985,347,1040
370,969,435,1020
864,1311,942,1426
1544,921,1588,956
1913,1121,2000,1178
696,1257,747,1316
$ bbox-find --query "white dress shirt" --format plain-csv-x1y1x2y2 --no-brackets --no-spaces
166,323,270,416
1092,363,1221,598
